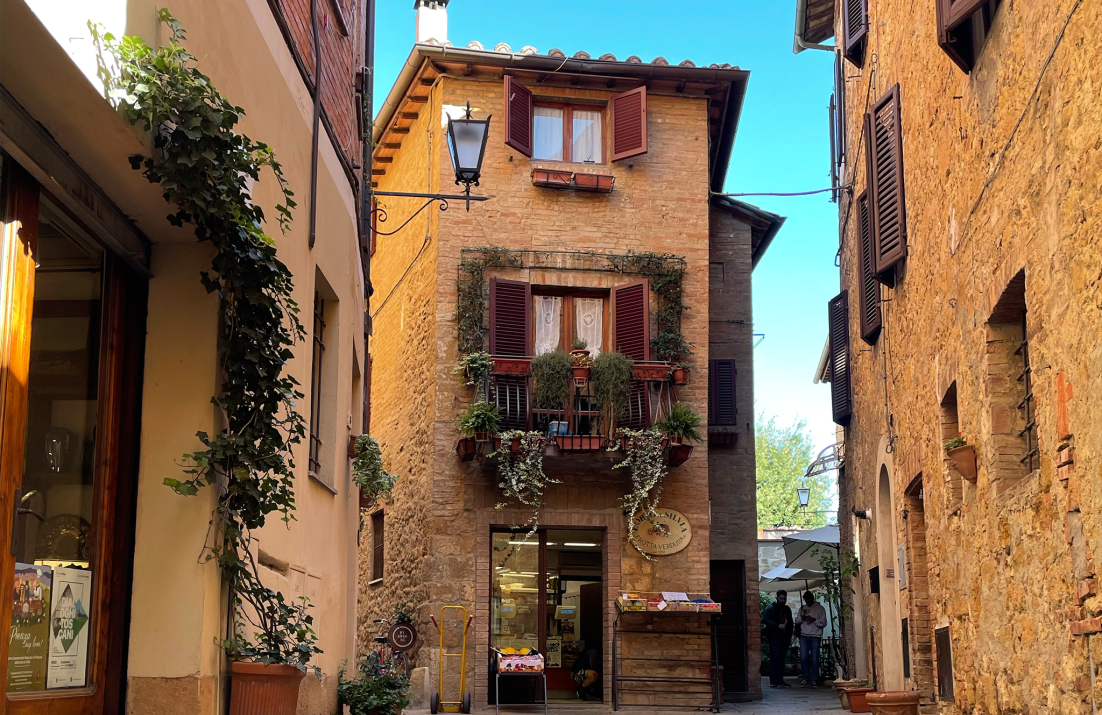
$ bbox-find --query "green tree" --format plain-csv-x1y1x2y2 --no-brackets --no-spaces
755,414,835,529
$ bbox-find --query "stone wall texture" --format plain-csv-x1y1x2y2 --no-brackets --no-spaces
832,0,1102,712
362,69,764,704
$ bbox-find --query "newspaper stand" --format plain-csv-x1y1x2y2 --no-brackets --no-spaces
491,648,548,715
612,592,721,712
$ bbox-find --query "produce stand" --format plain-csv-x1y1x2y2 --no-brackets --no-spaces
612,592,721,712
491,649,548,715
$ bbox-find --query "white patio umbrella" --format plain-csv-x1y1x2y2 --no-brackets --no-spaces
759,566,826,593
781,525,840,570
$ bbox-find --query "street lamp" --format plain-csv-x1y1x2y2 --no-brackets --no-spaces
447,102,491,209
796,487,811,509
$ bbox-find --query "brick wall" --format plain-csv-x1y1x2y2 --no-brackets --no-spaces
833,0,1102,710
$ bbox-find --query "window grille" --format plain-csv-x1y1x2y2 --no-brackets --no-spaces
308,293,326,477
1015,311,1038,472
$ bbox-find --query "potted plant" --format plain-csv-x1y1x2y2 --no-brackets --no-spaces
570,339,592,382
655,402,702,468
456,401,501,444
832,678,865,708
844,687,876,713
338,652,412,715
866,690,920,714
351,435,399,509
531,167,573,188
670,363,690,385
493,430,555,531
591,351,632,436
531,350,574,411
452,351,493,387
945,433,977,482
573,172,615,193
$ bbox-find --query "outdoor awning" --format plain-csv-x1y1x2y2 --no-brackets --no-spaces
782,525,840,570
759,566,826,593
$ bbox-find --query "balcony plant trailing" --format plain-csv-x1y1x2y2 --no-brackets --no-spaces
456,401,501,460
95,13,320,712
492,430,555,533
453,351,493,387
612,428,668,558
944,434,977,483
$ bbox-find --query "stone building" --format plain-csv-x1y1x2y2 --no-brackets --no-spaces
794,0,1101,710
2,1,368,712
361,3,783,707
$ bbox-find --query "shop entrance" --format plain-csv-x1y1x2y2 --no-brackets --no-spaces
489,529,604,704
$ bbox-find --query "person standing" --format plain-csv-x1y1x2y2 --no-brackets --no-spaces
762,590,794,688
798,591,828,686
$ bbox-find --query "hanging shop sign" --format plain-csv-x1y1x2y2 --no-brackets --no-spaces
388,621,419,652
629,508,693,556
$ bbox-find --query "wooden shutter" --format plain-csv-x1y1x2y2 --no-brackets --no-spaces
843,0,868,65
937,0,992,73
503,76,533,157
488,277,531,357
866,85,907,284
935,626,955,699
612,280,650,359
370,511,384,581
834,51,847,169
828,292,852,426
610,87,647,162
708,359,737,426
857,191,882,344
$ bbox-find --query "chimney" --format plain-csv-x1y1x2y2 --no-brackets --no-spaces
415,0,449,44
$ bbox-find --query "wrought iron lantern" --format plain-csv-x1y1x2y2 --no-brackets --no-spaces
446,102,491,209
796,486,811,509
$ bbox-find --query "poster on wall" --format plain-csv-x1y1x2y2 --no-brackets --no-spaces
47,567,92,689
7,563,52,692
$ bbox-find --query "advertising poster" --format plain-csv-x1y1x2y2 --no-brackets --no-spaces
7,564,52,692
47,568,92,689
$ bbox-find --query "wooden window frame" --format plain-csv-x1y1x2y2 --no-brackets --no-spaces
935,626,955,700
531,287,610,355
936,0,1001,73
532,102,606,165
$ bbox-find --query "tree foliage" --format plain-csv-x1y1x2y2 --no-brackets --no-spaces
755,414,834,529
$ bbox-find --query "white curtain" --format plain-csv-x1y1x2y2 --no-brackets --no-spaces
572,109,602,163
574,298,603,356
533,107,564,161
534,296,562,355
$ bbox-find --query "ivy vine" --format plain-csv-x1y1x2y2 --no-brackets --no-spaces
493,431,556,534
94,11,320,671
613,428,668,558
455,247,523,355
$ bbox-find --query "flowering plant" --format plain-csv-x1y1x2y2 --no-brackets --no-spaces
944,433,967,452
338,652,411,715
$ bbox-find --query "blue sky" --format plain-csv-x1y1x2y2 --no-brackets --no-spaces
373,0,840,453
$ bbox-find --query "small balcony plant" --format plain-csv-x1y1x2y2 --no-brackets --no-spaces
453,351,493,387
351,435,399,510
531,350,574,410
570,339,592,382
591,351,632,436
456,401,501,443
944,433,977,482
654,402,702,468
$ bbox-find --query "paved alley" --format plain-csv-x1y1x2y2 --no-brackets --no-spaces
725,678,844,714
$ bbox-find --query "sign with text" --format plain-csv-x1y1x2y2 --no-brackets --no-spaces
629,508,693,557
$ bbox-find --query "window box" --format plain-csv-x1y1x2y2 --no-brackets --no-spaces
556,434,606,452
619,436,669,453
946,444,977,483
667,443,694,468
491,356,532,375
631,361,671,382
455,437,479,462
493,434,523,453
671,366,689,385
531,168,573,189
708,430,737,448
573,172,615,193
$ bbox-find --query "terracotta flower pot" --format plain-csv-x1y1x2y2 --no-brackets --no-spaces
455,437,478,462
866,690,920,715
631,361,672,382
946,444,977,482
572,365,590,381
671,367,689,385
667,443,693,467
557,434,604,451
844,687,876,713
474,431,491,443
229,662,305,715
493,435,522,453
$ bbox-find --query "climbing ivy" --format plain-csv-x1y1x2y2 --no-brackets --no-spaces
455,247,523,355
611,252,691,364
94,11,320,672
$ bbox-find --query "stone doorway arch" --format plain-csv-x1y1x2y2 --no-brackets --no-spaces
875,438,905,691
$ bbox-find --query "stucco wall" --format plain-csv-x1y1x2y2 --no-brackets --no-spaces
833,0,1102,711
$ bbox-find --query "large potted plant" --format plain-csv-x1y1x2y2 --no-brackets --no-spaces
338,653,412,715
944,433,977,482
866,690,920,714
531,350,574,412
655,402,703,468
590,351,632,436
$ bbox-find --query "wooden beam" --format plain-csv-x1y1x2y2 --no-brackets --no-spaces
399,111,419,120
372,169,387,176
463,63,474,76
380,142,402,149
419,77,435,86
389,127,411,135
408,95,429,104
376,157,394,163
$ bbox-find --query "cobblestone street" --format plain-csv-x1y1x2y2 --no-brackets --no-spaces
725,678,844,713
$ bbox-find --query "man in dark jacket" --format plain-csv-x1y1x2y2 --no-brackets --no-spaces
762,591,794,688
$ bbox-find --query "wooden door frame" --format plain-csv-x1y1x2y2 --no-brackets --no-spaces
1,159,148,713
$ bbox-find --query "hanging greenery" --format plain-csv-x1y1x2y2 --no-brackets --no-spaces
590,351,632,434
654,402,704,444
94,12,320,672
530,351,574,408
613,428,668,558
611,251,692,364
455,247,523,355
453,351,493,387
493,430,555,534
455,400,502,437
352,435,399,509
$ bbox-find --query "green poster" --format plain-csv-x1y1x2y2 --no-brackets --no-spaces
7,563,52,692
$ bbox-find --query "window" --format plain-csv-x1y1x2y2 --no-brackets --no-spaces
370,511,384,582
864,85,907,287
843,0,869,66
940,384,963,511
937,0,1001,74
986,270,1034,488
935,626,955,700
533,105,604,163
308,291,326,478
532,291,607,356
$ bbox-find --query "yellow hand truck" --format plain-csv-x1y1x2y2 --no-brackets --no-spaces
429,606,473,714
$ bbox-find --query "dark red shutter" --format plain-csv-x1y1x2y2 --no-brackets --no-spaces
610,87,647,162
612,280,650,359
936,0,992,73
866,85,907,285
834,51,846,169
828,292,852,426
708,359,737,426
857,191,882,344
503,76,533,157
843,0,868,65
489,277,531,357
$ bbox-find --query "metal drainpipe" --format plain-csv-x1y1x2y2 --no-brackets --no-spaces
362,0,374,429
308,0,322,249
